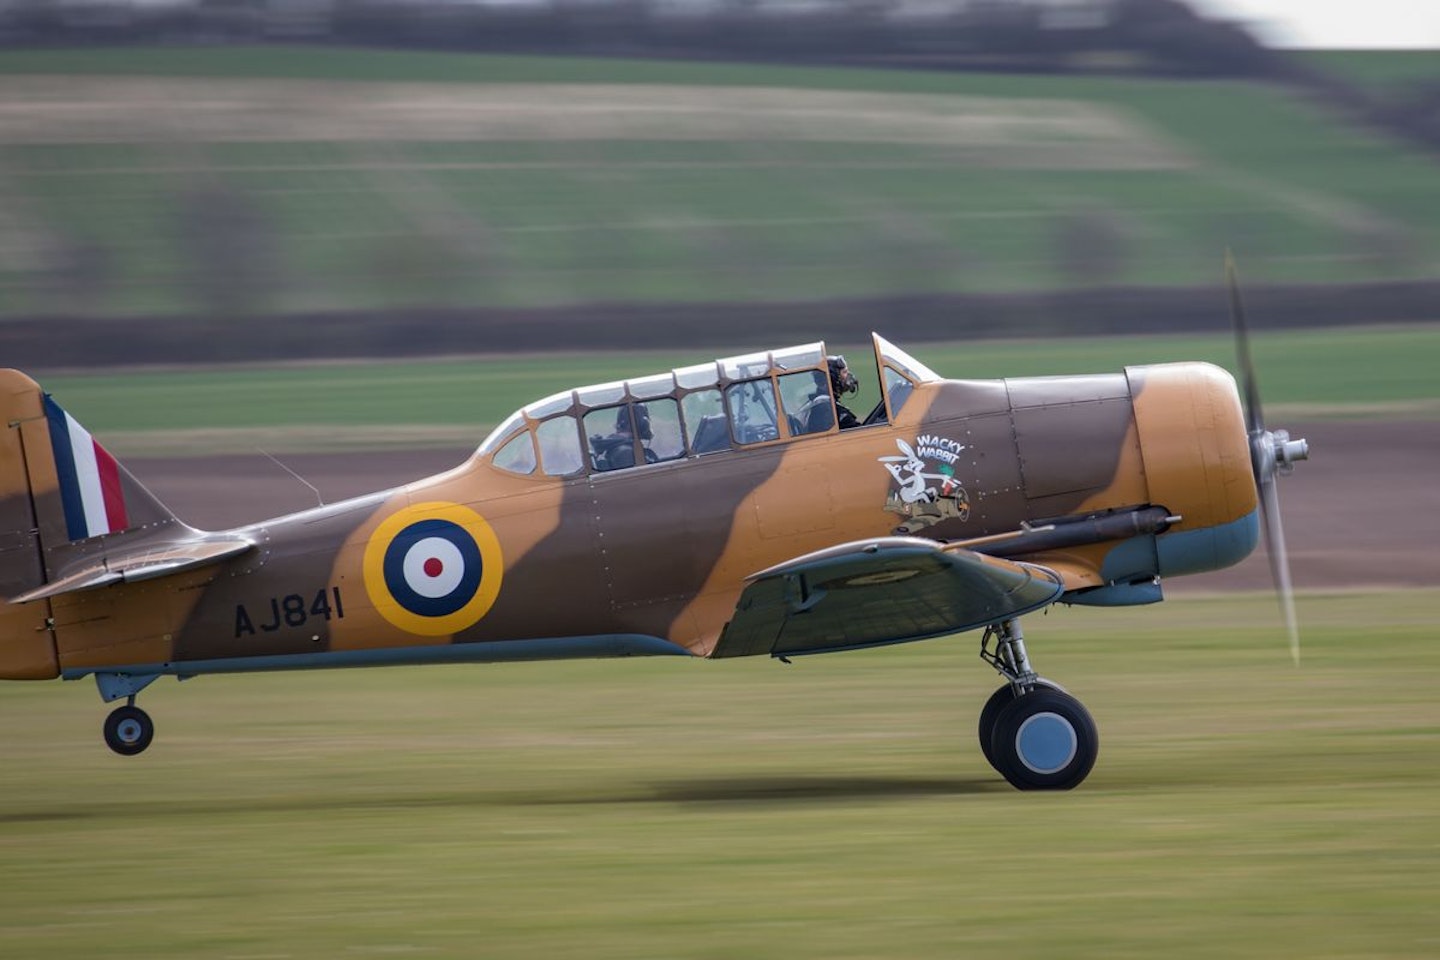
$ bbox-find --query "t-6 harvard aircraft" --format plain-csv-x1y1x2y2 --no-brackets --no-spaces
0,330,1307,789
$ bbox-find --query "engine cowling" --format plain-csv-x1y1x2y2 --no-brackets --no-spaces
1127,362,1259,578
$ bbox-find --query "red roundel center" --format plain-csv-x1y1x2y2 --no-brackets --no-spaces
423,557,444,578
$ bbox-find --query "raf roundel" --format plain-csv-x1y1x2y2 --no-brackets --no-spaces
363,502,504,636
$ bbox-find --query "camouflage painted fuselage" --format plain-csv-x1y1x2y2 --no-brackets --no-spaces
0,337,1257,683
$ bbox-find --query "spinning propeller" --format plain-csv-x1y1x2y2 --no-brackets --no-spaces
1225,251,1310,664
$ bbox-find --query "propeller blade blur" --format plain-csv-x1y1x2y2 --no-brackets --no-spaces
1228,249,1305,663
1260,478,1301,665
1226,249,1265,435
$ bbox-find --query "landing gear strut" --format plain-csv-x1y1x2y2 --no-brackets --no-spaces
103,700,155,756
978,619,1098,790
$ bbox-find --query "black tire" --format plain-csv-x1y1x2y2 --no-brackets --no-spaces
989,688,1098,791
103,705,154,757
977,685,1016,769
976,679,1063,770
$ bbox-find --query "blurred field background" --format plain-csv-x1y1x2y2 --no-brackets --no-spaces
1,44,1438,334
2,6,1439,959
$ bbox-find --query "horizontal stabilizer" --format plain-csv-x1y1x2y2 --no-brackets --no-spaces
714,537,1064,658
9,536,253,604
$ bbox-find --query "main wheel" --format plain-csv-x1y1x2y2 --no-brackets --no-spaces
976,679,1064,770
989,688,1097,790
103,705,154,757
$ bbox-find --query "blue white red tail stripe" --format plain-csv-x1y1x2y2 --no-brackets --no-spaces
43,395,128,541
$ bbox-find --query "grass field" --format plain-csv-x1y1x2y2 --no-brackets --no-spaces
1299,49,1440,92
1,47,1436,318
34,325,1440,454
2,590,1437,958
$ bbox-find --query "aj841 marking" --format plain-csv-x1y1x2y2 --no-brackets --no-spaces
233,587,345,638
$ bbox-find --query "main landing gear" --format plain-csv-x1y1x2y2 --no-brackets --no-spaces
978,619,1098,790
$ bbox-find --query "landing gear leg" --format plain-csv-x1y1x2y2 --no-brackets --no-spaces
103,698,155,757
977,619,1098,790
977,619,1041,764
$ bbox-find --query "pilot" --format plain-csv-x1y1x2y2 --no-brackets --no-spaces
593,403,653,471
828,355,860,429
798,355,861,434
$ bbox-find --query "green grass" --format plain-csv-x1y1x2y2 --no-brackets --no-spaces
2,590,1437,958
34,326,1440,454
2,46,1434,104
1,47,1437,317
1297,49,1440,92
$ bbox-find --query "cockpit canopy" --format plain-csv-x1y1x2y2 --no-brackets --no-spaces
478,334,939,478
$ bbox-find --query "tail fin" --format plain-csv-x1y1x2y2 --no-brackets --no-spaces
1,370,182,679
7,371,179,555
39,391,178,544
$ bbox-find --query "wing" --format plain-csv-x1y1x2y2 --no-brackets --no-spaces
711,536,1064,659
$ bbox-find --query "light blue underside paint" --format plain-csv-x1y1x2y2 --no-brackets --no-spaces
94,672,161,703
64,634,694,683
1156,509,1261,578
1093,509,1260,587
1064,580,1164,607
1099,534,1161,585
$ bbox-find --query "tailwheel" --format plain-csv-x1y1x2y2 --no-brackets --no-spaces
103,704,154,757
988,688,1098,791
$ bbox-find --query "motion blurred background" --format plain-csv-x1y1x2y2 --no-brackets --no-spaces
0,0,1437,363
3,7,1439,960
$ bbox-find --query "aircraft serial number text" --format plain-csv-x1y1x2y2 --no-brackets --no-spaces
234,587,345,638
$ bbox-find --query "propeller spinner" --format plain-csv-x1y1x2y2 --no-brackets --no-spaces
1226,251,1310,664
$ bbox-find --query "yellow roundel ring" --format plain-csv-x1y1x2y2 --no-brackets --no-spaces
362,501,504,637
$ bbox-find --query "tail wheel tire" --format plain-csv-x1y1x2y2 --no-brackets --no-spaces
976,679,1063,770
103,705,154,757
989,688,1098,790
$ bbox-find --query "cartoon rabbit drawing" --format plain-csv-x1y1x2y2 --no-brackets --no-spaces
879,439,944,504
879,438,972,533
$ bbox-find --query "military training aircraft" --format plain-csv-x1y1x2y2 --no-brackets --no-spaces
0,320,1308,790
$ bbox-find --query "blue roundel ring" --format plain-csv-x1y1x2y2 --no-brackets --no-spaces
381,518,484,618
363,502,505,637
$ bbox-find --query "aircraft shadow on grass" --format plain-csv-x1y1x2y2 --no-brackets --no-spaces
596,774,1004,805
1,774,1007,825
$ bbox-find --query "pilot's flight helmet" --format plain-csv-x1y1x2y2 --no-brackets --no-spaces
618,403,653,440
634,403,653,440
827,355,858,396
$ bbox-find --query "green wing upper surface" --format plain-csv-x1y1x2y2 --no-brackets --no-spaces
712,537,1064,659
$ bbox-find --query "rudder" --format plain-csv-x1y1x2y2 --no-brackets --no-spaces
0,370,182,679
0,370,58,678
